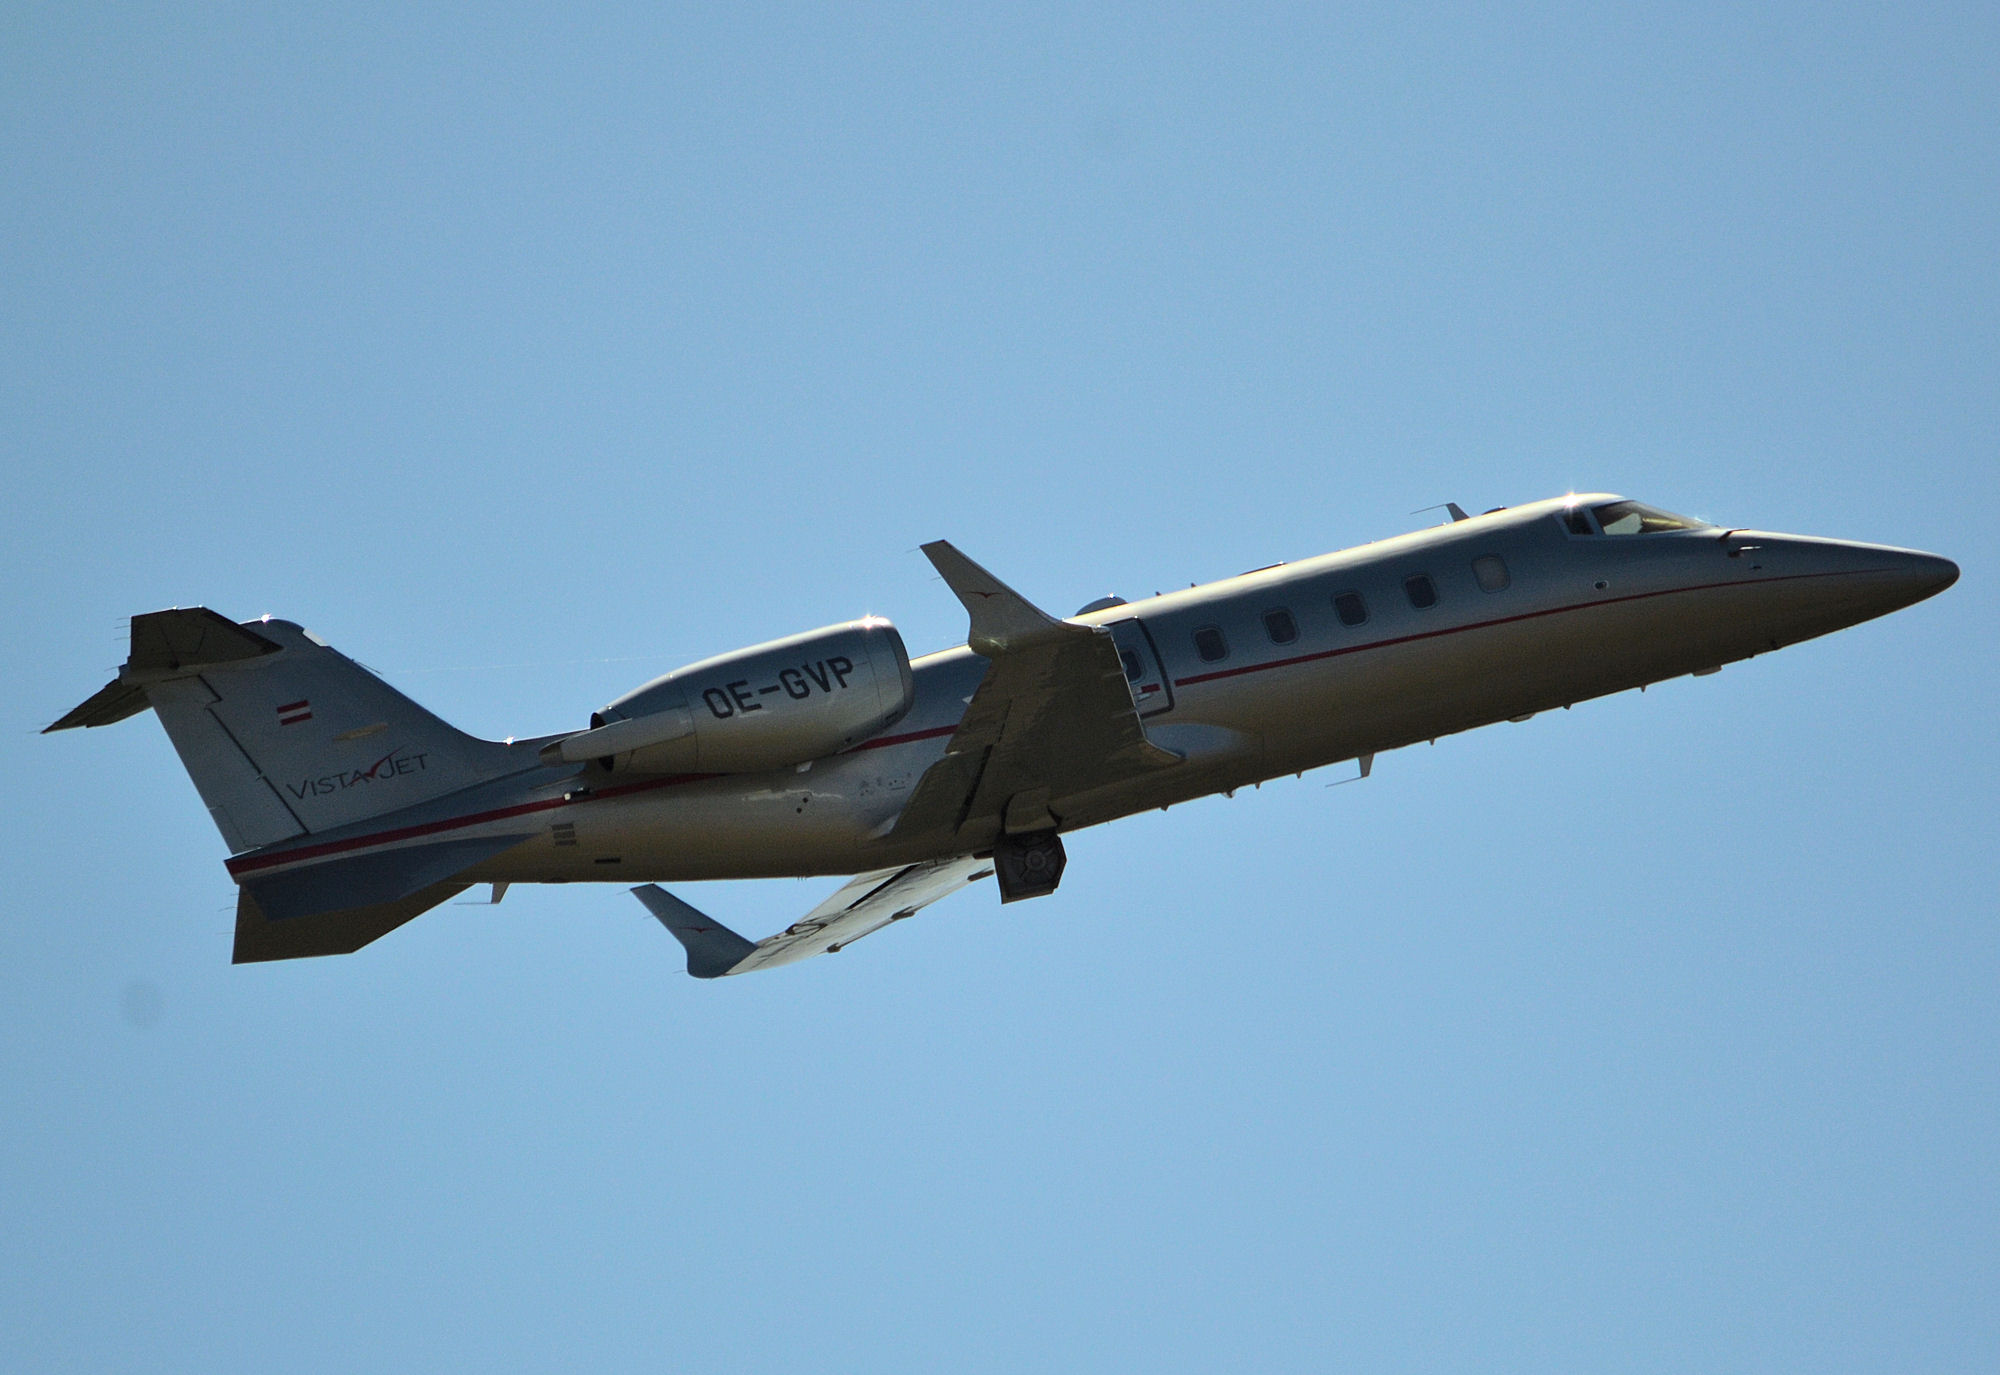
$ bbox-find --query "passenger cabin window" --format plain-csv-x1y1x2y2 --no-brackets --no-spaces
1405,574,1438,609
1333,592,1368,627
1263,609,1298,645
1120,650,1143,682
1193,626,1229,662
1591,500,1710,535
1472,555,1510,592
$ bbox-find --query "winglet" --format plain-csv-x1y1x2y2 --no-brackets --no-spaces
631,885,756,979
921,541,1070,655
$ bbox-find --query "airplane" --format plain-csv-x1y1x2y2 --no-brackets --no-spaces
47,494,1957,977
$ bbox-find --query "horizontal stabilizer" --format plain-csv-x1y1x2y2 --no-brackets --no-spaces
44,679,151,732
46,609,282,734
631,886,757,979
128,608,281,674
242,834,528,923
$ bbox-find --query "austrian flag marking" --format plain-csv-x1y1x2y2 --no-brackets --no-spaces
276,699,312,727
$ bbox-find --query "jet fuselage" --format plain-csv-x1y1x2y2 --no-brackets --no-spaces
382,494,1954,889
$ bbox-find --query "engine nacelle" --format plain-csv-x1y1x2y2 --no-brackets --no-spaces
544,618,914,774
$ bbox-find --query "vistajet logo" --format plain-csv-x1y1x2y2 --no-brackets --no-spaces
287,748,430,800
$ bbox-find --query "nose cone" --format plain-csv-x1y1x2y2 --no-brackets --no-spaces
1734,533,1959,637
1848,543,1960,613
1900,551,1960,602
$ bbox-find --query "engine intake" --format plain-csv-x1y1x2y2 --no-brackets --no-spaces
544,618,913,774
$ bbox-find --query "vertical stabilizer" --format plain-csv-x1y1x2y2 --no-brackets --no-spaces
47,609,518,853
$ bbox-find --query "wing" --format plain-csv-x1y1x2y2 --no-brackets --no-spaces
890,541,1180,847
631,854,993,978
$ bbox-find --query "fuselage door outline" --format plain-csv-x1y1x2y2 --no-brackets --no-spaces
1103,617,1175,718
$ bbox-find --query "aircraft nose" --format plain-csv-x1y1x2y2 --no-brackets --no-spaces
1901,551,1960,599
1858,545,1959,610
1750,535,1961,625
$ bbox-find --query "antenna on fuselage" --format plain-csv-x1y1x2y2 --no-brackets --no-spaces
1326,753,1375,787
1411,503,1471,524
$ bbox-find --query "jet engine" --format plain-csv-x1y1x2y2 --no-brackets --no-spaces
542,618,914,774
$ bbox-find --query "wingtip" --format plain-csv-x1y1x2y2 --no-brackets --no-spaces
920,541,1069,654
629,884,755,978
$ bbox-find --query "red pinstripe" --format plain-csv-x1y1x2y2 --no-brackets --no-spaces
227,567,1882,877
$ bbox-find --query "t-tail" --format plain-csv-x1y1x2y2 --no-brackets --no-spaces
47,609,530,963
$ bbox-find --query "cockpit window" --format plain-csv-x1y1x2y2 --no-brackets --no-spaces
1590,500,1709,535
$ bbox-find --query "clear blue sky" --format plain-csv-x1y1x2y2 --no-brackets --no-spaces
5,5,1995,1371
